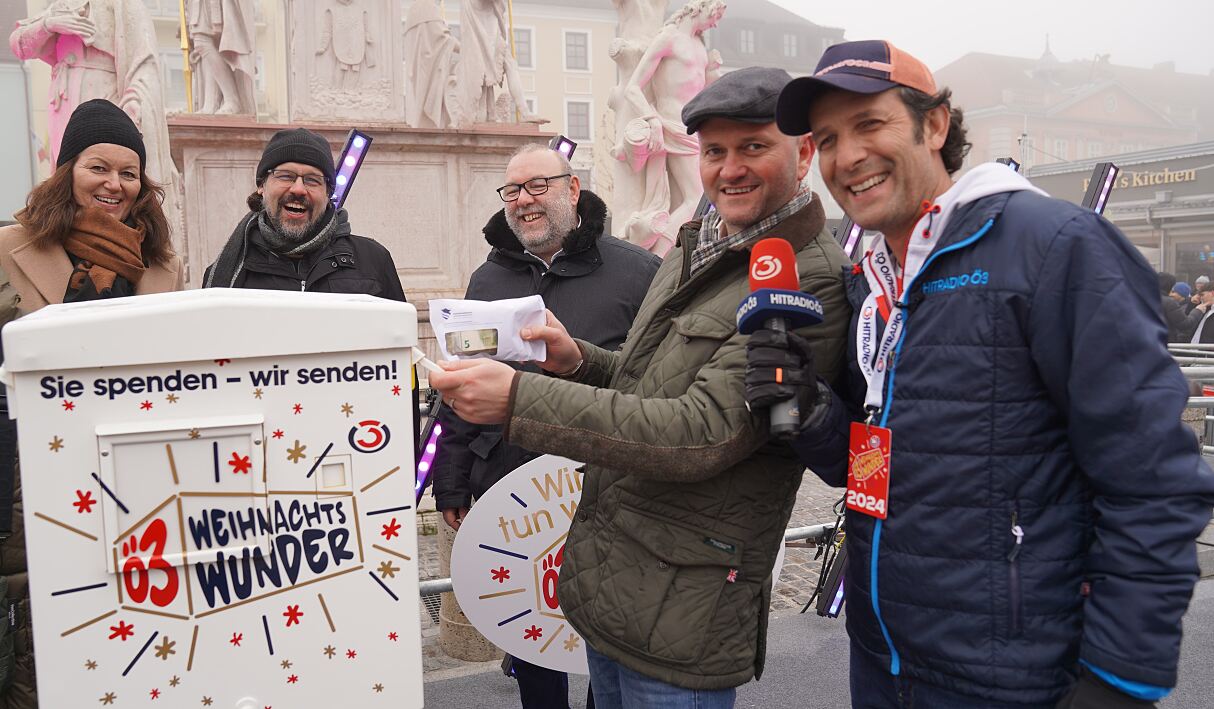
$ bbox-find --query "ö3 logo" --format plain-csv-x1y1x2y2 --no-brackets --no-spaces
348,419,391,453
750,255,782,281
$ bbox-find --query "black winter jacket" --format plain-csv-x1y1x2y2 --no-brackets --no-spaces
207,228,406,300
203,217,417,449
1178,303,1214,343
1161,295,1186,341
794,189,1214,704
431,190,660,510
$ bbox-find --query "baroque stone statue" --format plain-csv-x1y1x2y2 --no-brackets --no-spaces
403,0,461,128
10,0,184,242
455,0,544,125
187,0,257,115
610,0,725,256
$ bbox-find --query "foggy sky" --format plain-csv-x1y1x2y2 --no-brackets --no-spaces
770,0,1214,75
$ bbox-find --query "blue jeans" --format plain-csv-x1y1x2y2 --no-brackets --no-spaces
849,643,1052,709
586,644,736,709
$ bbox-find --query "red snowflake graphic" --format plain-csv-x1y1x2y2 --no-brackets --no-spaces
391,385,401,396
214,359,231,366
726,568,738,583
230,632,243,647
150,688,160,700
346,649,357,659
286,675,298,685
283,605,304,627
272,429,284,439
491,566,510,583
61,400,75,411
229,453,252,475
523,625,543,641
387,632,398,642
108,620,135,641
292,403,303,415
139,400,153,411
380,518,401,540
72,489,96,514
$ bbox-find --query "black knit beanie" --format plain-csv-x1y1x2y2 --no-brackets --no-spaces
255,128,336,193
56,99,146,169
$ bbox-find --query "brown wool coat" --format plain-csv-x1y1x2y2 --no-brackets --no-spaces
0,222,181,707
0,224,183,316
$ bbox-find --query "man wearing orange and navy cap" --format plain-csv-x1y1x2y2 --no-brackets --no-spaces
747,39,1214,708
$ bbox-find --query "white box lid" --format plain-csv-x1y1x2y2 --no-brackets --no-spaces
1,288,416,372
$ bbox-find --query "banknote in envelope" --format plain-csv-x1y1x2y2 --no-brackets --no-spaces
445,329,499,356
428,295,547,362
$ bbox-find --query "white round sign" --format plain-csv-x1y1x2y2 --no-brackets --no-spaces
450,455,588,674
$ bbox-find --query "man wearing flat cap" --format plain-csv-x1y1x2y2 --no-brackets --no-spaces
426,67,850,706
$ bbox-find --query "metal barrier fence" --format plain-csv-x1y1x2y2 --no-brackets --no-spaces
418,344,1212,602
1171,343,1214,456
417,523,835,597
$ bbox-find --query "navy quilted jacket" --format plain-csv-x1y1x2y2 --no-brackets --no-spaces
794,189,1214,705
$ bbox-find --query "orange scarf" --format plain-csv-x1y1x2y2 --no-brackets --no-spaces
63,208,146,293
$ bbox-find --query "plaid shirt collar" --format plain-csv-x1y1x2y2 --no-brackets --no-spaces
689,189,814,277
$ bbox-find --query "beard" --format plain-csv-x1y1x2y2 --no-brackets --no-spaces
506,191,578,254
267,194,322,241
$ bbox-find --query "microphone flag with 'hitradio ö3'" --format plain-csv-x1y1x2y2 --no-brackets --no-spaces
736,238,823,335
736,238,825,438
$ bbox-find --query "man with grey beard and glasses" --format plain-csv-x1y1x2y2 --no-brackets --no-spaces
431,143,659,709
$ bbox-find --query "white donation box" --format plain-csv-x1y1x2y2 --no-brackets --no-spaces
0,289,424,708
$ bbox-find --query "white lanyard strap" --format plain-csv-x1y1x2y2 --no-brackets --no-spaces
855,206,945,417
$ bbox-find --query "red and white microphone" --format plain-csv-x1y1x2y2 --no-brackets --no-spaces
736,238,824,438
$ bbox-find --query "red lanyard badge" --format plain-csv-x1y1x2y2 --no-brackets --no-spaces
847,422,891,519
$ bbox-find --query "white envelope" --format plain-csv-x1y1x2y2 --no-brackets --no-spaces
429,295,547,362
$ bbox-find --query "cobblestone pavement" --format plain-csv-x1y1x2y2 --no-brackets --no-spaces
413,473,844,676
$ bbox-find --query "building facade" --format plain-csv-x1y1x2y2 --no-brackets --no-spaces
936,46,1214,172
1026,142,1214,278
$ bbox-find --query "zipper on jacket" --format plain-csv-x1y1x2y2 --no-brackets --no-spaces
1008,504,1024,635
865,217,998,677
299,279,306,291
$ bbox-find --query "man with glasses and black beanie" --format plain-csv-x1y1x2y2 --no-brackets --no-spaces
432,143,658,709
204,127,404,297
203,127,418,446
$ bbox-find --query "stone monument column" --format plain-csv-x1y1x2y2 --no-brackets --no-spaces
285,0,404,122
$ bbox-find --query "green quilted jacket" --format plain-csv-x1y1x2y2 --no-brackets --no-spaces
504,195,851,689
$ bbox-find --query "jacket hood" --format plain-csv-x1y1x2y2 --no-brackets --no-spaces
929,163,1047,245
483,189,609,257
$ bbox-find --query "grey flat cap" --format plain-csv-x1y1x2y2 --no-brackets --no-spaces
682,67,794,134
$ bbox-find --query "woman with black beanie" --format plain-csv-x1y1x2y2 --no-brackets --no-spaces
0,98,182,708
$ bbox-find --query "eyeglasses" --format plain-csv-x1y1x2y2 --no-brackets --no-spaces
496,174,571,202
267,169,327,189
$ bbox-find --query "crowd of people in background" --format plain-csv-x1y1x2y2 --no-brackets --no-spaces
1160,271,1214,342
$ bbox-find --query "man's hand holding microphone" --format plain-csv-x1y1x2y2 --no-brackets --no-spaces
737,238,826,438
